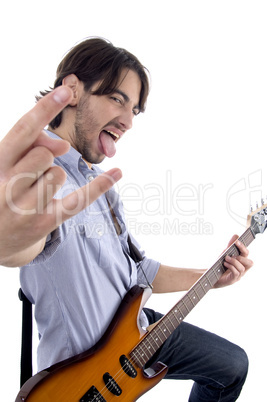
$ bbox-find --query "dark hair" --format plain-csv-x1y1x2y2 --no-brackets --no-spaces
37,37,150,129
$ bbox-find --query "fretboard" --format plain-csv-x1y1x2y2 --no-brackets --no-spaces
130,227,255,368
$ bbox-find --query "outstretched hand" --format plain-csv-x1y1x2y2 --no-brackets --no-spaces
0,86,122,266
214,235,253,288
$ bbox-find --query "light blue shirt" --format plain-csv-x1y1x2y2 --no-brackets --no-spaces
20,131,160,371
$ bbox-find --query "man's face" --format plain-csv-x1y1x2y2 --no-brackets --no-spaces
72,69,142,165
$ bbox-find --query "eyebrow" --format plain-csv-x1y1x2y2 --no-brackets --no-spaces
114,89,140,112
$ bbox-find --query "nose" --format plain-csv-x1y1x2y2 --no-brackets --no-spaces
119,106,134,131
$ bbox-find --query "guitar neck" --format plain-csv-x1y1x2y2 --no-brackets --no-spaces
130,227,255,368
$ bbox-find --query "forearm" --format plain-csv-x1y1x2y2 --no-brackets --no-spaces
152,264,206,293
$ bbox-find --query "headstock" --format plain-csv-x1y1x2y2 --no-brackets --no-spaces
247,201,267,235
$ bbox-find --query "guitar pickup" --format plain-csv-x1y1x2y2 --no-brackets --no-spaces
103,372,122,396
120,354,137,378
80,385,106,402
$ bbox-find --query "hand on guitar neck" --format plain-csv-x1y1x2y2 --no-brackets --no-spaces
213,234,253,288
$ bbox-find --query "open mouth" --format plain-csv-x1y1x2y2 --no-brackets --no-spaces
103,130,120,142
99,130,120,158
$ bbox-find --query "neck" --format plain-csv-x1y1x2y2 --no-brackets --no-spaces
48,126,93,169
83,158,93,170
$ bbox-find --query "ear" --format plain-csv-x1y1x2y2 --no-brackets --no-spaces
62,74,83,106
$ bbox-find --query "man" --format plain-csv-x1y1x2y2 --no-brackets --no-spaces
15,38,252,401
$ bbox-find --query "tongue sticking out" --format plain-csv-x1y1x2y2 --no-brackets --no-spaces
99,131,116,158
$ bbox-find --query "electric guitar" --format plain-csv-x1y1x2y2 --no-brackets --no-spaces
15,204,267,401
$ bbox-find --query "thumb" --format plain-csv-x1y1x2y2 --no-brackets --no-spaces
55,168,122,224
227,234,239,248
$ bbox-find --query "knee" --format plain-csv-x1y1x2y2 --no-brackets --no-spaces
230,346,249,384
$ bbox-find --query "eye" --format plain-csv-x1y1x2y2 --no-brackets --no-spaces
133,108,140,117
111,96,123,105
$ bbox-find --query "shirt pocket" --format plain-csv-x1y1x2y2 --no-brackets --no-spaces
82,214,108,267
84,212,124,270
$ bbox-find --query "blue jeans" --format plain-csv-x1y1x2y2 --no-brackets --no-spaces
144,308,248,401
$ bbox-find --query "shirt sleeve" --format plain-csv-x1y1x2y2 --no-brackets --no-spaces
137,256,161,287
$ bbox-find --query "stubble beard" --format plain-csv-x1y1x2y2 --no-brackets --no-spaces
73,96,105,165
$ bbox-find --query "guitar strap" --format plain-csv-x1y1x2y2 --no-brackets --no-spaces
127,235,153,289
127,234,143,263
18,234,145,386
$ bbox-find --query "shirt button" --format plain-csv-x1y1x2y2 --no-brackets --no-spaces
88,176,94,182
96,229,103,236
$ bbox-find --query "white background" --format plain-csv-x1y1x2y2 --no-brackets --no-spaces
0,1,266,400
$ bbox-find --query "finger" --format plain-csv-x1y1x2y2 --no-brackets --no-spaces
235,239,249,257
226,234,239,248
6,147,54,202
51,168,122,227
25,165,67,213
4,165,67,221
220,234,239,257
19,168,122,239
223,264,243,285
0,86,72,170
235,254,253,271
224,255,245,274
33,131,70,158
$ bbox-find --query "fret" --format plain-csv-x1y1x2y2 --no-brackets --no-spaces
137,343,151,363
145,335,157,356
152,324,167,344
187,292,197,307
190,288,200,302
157,323,169,340
149,329,162,347
173,306,185,322
166,313,178,330
200,280,209,292
194,282,206,299
160,322,172,336
213,265,222,280
242,237,249,247
206,273,214,287
180,295,194,312
181,298,191,314
208,267,222,287
130,348,146,368
240,228,255,247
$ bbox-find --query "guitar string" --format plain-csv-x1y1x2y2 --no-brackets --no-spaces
85,221,261,400
88,331,166,401
89,364,137,402
87,356,141,402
